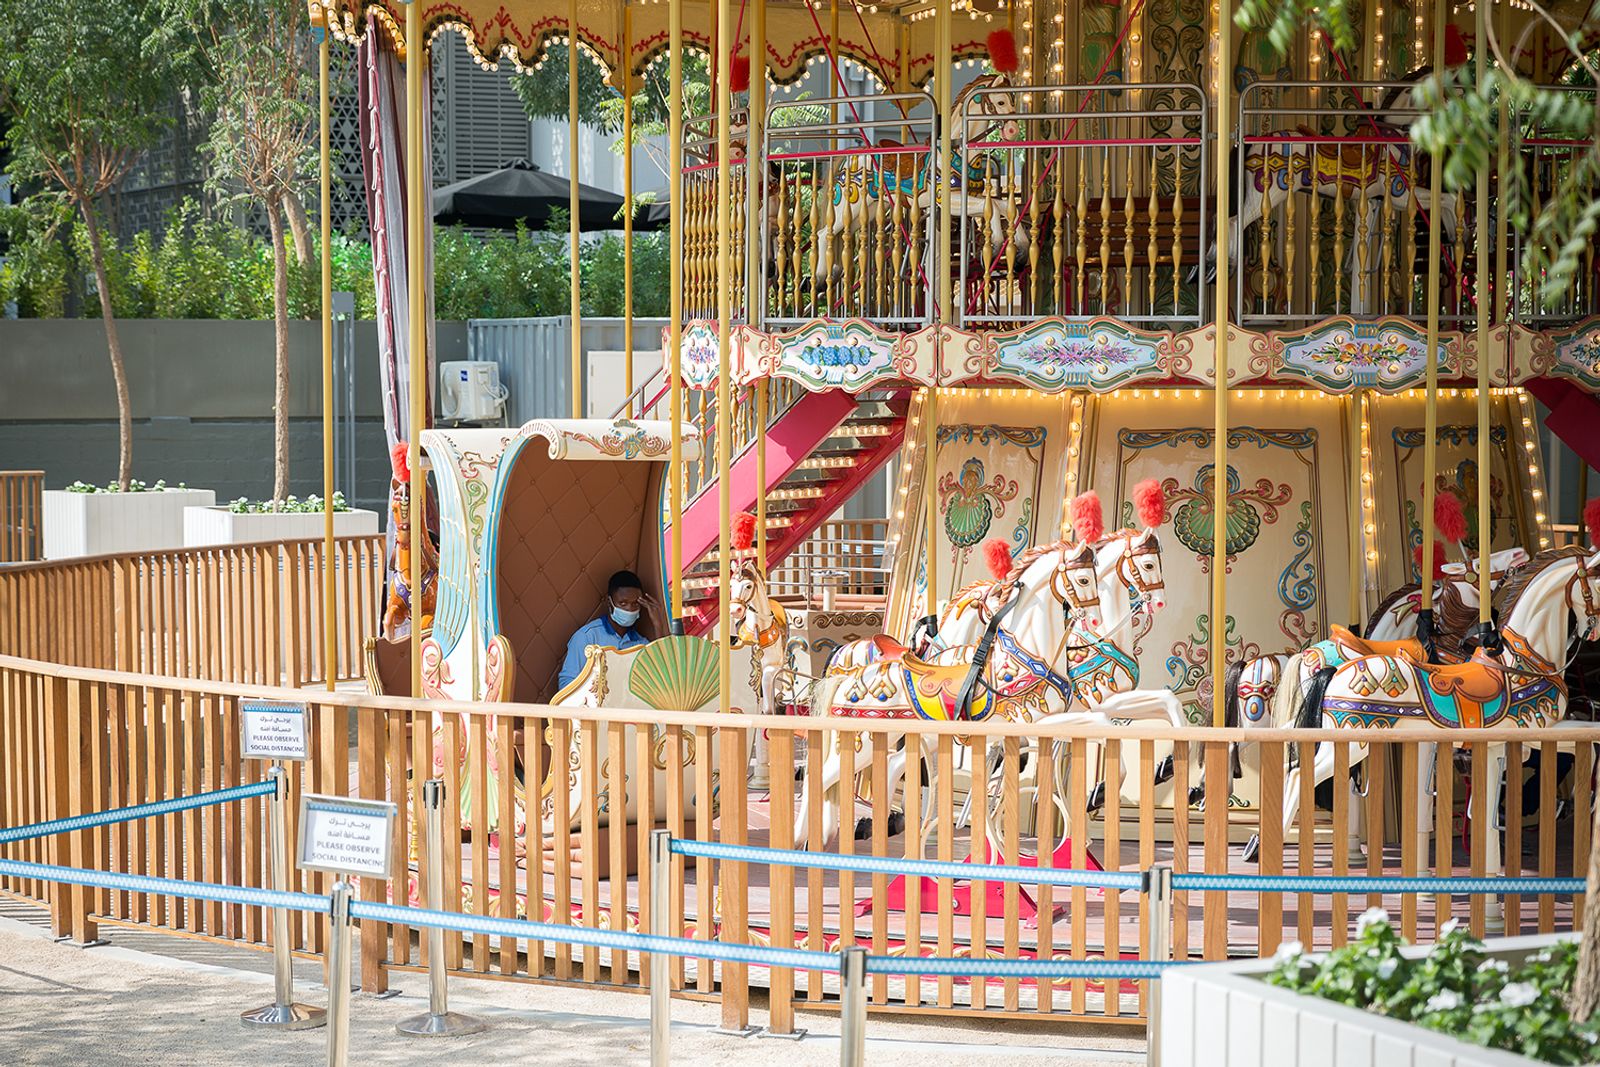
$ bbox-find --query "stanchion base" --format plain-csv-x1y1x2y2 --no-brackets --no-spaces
240,1002,327,1030
55,937,109,949
713,1025,761,1038
396,1011,489,1038
758,1027,807,1040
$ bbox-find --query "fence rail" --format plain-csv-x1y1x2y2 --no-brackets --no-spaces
0,471,43,564
1,649,1593,1031
0,535,384,687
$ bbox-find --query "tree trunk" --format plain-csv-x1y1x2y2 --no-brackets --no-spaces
79,203,133,490
1569,798,1600,1021
282,190,313,266
267,198,291,505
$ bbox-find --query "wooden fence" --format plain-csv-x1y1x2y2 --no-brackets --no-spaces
1,652,1592,1029
0,471,43,564
0,536,385,687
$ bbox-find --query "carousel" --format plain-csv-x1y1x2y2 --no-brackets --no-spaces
317,0,1600,1012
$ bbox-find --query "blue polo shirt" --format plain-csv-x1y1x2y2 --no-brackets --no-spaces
558,615,648,690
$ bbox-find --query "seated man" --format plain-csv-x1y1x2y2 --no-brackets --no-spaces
557,569,664,690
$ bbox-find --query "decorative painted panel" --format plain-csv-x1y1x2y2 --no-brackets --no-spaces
1390,422,1521,569
743,319,924,390
933,425,1049,594
1530,317,1600,391
1249,317,1460,393
951,318,1182,391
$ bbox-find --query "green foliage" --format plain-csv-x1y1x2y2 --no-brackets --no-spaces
227,491,349,514
0,198,670,320
1268,911,1600,1064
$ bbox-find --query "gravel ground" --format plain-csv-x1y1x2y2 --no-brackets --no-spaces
0,899,1146,1066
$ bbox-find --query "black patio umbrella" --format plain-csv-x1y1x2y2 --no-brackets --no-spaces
433,158,661,232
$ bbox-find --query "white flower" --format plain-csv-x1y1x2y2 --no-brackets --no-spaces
1499,982,1539,1008
1425,990,1463,1013
1273,940,1305,964
1377,958,1399,980
1356,907,1390,936
1477,959,1509,976
1439,918,1462,937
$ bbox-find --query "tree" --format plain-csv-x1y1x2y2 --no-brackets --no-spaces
157,0,316,504
0,0,182,488
1232,0,1600,1022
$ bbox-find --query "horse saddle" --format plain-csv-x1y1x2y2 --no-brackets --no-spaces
898,651,995,721
1328,624,1426,664
1396,648,1510,720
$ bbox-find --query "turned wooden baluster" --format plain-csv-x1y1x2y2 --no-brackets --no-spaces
1310,161,1323,318
1405,159,1418,314
1334,143,1347,312
1356,147,1372,314
1031,149,1044,316
907,158,923,320
1148,151,1160,310
1285,147,1298,314
793,169,808,320
1054,143,1066,314
1005,153,1019,315
1380,148,1396,316
980,155,996,317
810,163,825,318
1124,147,1136,316
1259,145,1273,316
872,155,886,318
773,167,789,318
1076,150,1089,312
839,163,855,317
1171,150,1184,312
890,168,906,321
1099,148,1113,313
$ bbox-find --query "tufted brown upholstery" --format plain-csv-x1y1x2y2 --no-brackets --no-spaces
492,449,665,705
363,637,412,697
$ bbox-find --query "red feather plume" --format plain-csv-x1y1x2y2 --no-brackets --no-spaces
1584,498,1600,546
1132,478,1167,528
731,511,758,551
986,29,1019,75
1413,541,1448,581
390,441,410,484
1069,491,1105,544
982,538,1014,581
730,54,751,93
1433,491,1469,544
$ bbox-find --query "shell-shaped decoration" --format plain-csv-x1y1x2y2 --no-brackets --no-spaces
627,636,723,711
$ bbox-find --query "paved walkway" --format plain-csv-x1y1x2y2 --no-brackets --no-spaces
0,898,1146,1065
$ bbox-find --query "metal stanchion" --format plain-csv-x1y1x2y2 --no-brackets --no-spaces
839,946,867,1067
242,765,326,1029
649,830,671,1067
326,880,353,1067
1145,863,1173,1067
398,779,487,1037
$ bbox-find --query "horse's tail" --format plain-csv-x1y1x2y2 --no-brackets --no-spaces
1272,652,1308,728
1222,658,1247,730
1295,667,1337,731
808,672,845,718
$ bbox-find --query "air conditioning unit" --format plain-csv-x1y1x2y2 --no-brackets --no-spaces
439,361,508,423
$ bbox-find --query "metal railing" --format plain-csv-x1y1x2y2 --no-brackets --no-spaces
767,520,890,602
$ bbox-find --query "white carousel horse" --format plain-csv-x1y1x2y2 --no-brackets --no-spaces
1226,547,1531,730
728,558,794,787
800,515,1182,849
1262,547,1600,874
812,74,1030,297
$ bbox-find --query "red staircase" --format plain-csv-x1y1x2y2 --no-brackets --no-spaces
672,390,907,634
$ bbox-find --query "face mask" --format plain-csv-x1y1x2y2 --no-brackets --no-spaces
610,605,641,628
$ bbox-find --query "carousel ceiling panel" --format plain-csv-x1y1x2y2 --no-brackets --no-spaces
317,0,1007,87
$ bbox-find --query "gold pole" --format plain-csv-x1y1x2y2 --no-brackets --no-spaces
1211,0,1232,725
318,21,334,693
752,0,768,571
406,0,425,699
1475,0,1490,617
668,0,685,624
622,1,634,407
1349,392,1363,627
929,0,951,616
569,0,583,418
716,0,734,718
1420,0,1446,616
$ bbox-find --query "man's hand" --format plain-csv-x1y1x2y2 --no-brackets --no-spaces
641,591,668,631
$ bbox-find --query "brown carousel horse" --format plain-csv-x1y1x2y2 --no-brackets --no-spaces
383,441,438,640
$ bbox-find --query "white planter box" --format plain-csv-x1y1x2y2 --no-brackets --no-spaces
183,506,381,548
1161,933,1573,1067
43,488,216,558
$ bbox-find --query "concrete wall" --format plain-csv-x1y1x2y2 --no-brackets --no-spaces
0,319,468,512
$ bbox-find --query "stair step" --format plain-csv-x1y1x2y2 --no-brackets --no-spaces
766,485,829,502
796,453,870,472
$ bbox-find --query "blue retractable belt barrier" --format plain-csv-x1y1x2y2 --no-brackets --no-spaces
0,779,278,846
0,857,329,914
348,900,840,973
863,955,1183,980
669,838,1145,891
1171,873,1585,895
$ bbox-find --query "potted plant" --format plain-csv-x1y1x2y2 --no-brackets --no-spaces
183,491,379,547
1160,910,1600,1066
42,479,216,558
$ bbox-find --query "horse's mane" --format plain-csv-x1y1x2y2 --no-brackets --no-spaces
1365,581,1417,634
1492,545,1585,616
